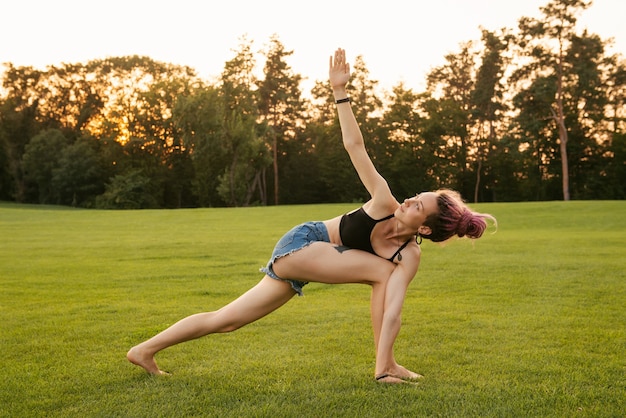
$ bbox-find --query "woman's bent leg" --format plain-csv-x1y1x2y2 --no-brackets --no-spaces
272,242,396,285
273,241,394,347
127,276,296,374
272,243,422,382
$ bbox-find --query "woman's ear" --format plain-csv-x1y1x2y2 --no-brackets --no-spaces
418,225,432,236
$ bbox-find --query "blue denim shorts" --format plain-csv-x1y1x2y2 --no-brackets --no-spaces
260,221,330,296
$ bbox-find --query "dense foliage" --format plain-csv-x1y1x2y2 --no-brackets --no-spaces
1,0,624,208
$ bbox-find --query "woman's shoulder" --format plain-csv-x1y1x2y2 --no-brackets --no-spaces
396,241,421,272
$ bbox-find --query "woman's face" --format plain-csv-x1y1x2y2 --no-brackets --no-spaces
396,192,438,230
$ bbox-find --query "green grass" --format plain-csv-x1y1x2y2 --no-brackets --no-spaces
1,201,624,417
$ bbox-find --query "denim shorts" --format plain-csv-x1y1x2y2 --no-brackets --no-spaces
260,221,330,296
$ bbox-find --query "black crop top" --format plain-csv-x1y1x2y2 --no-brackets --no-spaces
339,207,411,262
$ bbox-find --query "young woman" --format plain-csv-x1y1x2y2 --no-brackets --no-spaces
127,48,495,384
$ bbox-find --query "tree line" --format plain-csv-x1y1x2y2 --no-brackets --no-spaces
0,0,624,209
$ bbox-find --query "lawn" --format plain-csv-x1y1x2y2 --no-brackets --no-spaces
1,201,624,417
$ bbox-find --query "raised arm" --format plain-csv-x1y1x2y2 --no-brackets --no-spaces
329,49,395,207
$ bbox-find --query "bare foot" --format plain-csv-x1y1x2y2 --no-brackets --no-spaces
127,346,169,375
389,364,423,380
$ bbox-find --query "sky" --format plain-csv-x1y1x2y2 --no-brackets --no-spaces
1,0,625,93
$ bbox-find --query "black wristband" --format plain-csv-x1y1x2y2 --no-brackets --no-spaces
335,97,351,104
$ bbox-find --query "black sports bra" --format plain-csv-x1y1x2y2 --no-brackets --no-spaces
339,207,411,262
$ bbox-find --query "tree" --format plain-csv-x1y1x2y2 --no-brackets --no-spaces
90,56,198,207
381,84,438,198
174,84,226,207
512,75,562,200
514,0,592,200
470,29,509,202
258,35,305,205
96,169,158,209
423,42,476,196
564,31,609,198
218,38,271,206
21,129,68,204
603,60,626,198
36,63,105,134
134,76,196,208
51,137,105,207
0,65,43,202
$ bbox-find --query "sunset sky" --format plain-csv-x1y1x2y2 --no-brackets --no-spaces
2,0,624,92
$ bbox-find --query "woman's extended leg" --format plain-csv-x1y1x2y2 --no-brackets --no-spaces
127,276,296,375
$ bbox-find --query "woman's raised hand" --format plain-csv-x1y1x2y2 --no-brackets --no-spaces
329,48,351,90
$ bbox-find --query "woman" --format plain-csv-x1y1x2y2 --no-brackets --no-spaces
127,48,495,384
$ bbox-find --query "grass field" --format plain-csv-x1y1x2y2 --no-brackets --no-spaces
1,200,624,417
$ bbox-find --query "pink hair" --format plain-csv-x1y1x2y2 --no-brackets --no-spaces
422,189,496,243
